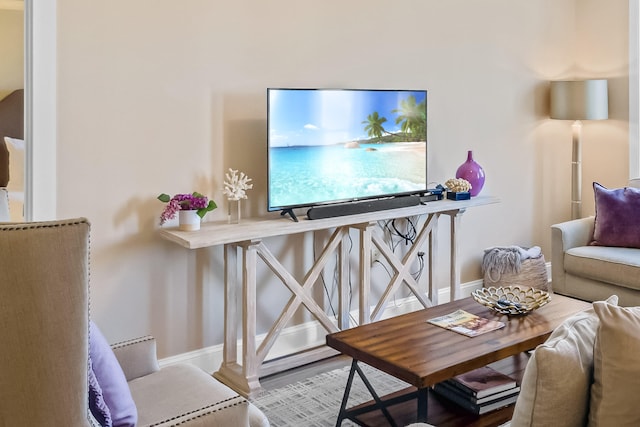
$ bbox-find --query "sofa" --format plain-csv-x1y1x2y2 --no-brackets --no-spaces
511,294,640,426
0,218,269,426
551,179,640,306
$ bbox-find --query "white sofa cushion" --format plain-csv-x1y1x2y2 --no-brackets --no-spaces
588,301,640,426
510,295,617,427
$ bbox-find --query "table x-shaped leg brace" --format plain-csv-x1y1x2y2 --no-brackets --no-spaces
216,227,351,395
355,213,439,324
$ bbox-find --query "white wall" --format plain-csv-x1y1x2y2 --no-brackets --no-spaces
0,9,23,98
574,0,630,213
53,0,629,358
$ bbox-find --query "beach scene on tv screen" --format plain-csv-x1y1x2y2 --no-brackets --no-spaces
268,89,427,209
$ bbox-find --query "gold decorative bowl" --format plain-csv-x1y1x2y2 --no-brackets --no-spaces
471,285,551,315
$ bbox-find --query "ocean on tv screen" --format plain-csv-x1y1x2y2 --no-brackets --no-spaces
269,141,426,209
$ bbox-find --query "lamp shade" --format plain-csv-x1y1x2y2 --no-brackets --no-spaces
550,79,608,120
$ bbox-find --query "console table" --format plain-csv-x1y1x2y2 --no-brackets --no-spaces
159,196,499,396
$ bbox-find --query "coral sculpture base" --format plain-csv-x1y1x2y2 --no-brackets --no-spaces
447,191,471,201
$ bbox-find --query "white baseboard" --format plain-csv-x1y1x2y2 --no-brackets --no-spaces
160,262,553,373
159,279,486,374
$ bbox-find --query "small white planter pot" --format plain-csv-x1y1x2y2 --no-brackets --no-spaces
178,210,200,231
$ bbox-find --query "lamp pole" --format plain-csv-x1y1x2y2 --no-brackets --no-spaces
571,120,582,220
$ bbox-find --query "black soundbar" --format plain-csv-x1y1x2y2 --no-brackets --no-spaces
306,196,421,220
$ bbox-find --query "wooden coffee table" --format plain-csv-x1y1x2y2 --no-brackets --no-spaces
326,294,591,427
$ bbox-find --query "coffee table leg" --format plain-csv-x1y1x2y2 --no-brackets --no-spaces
335,359,399,427
335,360,357,426
417,387,429,422
353,362,398,426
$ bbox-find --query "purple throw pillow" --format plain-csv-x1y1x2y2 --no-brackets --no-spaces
592,182,640,248
88,359,112,426
89,321,138,427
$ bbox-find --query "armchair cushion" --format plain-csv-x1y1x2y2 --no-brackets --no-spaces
592,182,640,248
90,321,138,427
589,301,640,426
128,364,251,426
564,245,640,288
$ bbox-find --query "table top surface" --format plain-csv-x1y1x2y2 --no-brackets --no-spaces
158,196,500,249
326,294,591,389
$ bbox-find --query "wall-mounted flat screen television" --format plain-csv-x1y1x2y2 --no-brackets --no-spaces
267,88,427,218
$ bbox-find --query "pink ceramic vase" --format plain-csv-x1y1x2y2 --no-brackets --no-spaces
455,150,485,196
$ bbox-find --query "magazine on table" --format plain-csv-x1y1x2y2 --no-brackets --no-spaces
427,309,505,337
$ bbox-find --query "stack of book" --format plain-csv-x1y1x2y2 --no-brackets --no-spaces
432,366,520,415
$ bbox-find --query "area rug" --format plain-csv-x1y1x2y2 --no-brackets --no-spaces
251,364,409,427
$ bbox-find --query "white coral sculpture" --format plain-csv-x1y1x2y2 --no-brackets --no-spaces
444,178,472,193
223,168,253,201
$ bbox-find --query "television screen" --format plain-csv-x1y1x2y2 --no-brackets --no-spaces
267,88,427,214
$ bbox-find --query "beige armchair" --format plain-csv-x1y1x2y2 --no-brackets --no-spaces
1,218,92,426
551,179,640,306
0,218,269,426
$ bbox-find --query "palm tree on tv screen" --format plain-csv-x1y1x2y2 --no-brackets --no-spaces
362,111,387,142
392,95,426,140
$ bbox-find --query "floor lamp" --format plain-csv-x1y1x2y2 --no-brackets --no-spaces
550,79,609,219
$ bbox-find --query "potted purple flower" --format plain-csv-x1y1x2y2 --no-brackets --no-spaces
158,192,217,231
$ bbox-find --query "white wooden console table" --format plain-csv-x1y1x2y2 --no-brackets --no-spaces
159,196,499,396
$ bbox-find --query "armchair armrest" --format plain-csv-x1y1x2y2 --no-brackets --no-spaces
551,216,595,251
551,216,595,295
111,336,160,382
